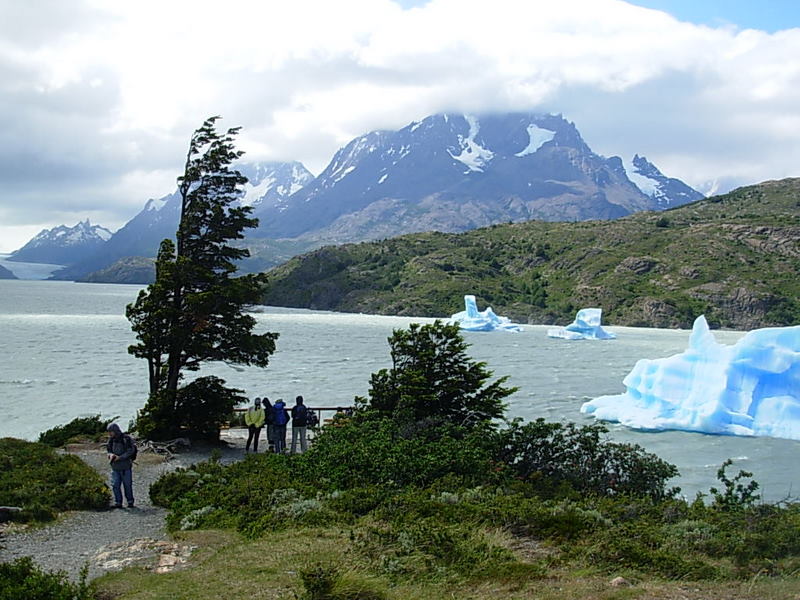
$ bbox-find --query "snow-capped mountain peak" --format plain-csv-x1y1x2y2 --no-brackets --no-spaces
624,154,705,207
9,220,113,265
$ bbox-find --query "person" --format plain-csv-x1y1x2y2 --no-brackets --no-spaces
263,396,275,453
271,398,290,453
290,395,310,454
106,423,136,509
244,397,265,452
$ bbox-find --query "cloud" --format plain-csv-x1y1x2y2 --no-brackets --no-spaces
0,0,798,251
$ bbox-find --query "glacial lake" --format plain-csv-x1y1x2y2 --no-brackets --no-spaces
1,279,798,502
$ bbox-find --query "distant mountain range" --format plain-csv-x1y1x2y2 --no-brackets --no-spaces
8,219,112,265
11,112,704,282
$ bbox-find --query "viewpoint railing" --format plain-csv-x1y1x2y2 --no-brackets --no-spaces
228,406,353,429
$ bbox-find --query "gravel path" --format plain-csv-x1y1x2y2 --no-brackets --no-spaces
0,431,250,581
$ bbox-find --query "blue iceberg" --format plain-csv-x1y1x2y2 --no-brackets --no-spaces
581,315,800,440
448,295,522,332
547,308,616,340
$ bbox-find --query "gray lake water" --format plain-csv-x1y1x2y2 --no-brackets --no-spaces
1,279,797,501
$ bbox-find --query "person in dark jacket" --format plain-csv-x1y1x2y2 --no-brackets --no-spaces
106,423,136,508
271,399,290,454
290,395,310,454
263,397,275,452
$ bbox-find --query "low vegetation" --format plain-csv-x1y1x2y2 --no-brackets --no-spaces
263,178,800,329
37,415,115,448
0,437,109,522
99,322,800,598
0,558,92,600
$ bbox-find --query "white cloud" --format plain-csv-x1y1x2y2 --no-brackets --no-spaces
0,0,798,251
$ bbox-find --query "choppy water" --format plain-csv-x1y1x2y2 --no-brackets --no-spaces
1,279,798,501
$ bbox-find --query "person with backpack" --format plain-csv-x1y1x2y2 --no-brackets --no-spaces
106,423,137,509
290,395,310,454
244,397,266,453
271,398,290,453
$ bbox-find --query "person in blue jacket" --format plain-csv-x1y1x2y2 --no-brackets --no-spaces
106,423,136,508
271,399,290,454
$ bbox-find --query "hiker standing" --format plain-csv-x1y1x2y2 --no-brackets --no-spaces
245,397,266,453
106,423,136,509
290,395,310,454
263,396,275,452
271,398,290,454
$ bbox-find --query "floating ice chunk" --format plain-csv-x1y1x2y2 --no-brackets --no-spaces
547,308,617,340
581,315,800,440
448,295,522,332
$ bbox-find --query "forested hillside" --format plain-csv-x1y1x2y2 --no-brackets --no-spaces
263,178,800,329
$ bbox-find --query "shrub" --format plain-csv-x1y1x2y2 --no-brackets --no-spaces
0,438,109,522
495,419,679,500
294,415,501,491
0,557,92,600
298,563,387,600
37,415,115,448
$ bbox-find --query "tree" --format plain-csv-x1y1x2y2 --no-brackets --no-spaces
365,320,516,425
127,116,278,439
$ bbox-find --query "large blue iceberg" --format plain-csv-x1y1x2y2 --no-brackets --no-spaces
581,315,800,440
449,295,522,332
547,308,616,340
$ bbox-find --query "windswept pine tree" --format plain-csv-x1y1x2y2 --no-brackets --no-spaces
127,117,278,440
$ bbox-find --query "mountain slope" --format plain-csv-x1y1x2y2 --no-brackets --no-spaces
254,112,702,243
9,220,112,265
50,161,313,281
262,178,800,330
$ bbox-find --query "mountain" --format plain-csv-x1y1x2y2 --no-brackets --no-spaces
8,220,112,265
43,112,703,283
0,264,17,279
252,112,703,243
50,161,313,281
261,178,800,330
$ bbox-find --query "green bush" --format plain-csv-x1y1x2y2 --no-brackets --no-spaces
0,557,92,600
298,563,387,600
0,438,109,522
495,419,679,500
37,415,115,448
293,415,501,491
137,376,247,441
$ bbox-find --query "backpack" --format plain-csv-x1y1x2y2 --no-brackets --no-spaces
125,434,138,461
293,404,309,426
273,405,289,426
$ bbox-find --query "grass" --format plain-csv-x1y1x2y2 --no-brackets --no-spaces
91,526,800,600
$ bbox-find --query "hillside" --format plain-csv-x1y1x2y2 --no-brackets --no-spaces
262,178,800,330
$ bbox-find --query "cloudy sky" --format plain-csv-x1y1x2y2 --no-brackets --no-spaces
1,0,799,252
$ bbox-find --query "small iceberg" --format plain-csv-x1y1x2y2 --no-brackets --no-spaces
448,295,522,332
547,308,616,340
580,315,800,440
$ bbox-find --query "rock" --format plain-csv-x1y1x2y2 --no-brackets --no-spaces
609,576,629,587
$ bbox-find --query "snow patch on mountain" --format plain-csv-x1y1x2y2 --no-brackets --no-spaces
448,115,494,173
515,124,556,157
241,175,277,207
145,196,171,212
624,157,660,198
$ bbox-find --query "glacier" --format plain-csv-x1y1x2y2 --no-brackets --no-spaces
547,308,617,340
448,295,522,332
580,315,800,441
